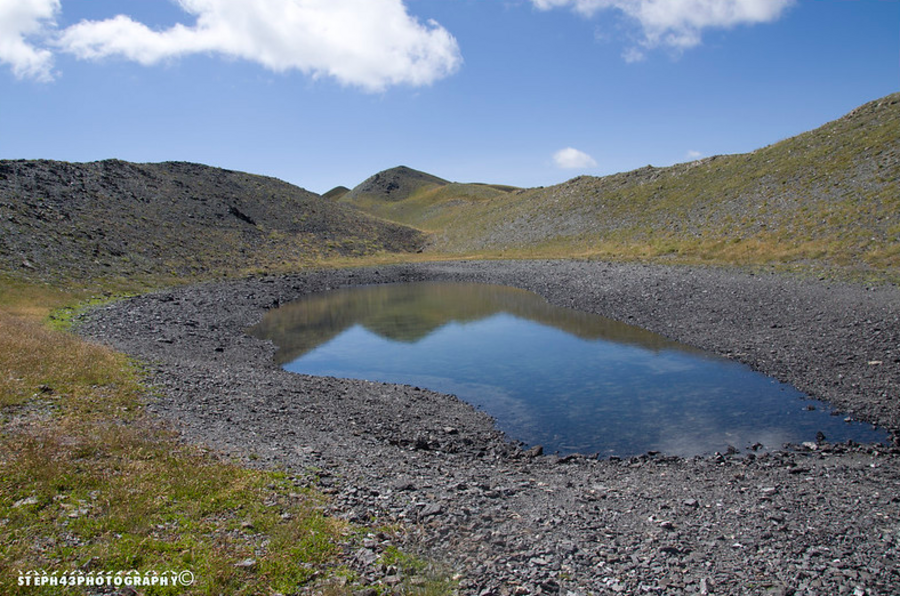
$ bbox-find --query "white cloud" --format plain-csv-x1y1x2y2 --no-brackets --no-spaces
54,0,461,91
532,0,794,59
0,0,60,81
553,147,598,169
686,149,703,160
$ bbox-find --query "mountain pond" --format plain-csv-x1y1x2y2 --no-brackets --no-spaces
250,282,887,457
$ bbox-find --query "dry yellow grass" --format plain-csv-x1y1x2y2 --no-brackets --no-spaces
0,313,138,409
0,279,455,595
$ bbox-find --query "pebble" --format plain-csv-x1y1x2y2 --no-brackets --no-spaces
76,261,900,595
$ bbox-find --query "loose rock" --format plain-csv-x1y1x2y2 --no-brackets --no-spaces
76,260,900,595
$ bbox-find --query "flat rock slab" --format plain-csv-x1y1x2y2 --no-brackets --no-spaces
77,260,900,595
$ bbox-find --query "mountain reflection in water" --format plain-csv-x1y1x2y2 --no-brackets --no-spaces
250,282,887,456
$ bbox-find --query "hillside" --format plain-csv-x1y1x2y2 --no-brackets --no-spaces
4,94,897,284
341,166,520,233
462,92,899,265
0,160,425,282
344,179,519,232
322,185,351,201
342,165,449,205
350,93,900,278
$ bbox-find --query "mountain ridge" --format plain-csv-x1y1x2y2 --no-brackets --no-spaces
3,92,898,283
0,159,424,282
345,92,900,277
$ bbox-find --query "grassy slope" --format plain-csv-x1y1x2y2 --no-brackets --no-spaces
352,93,900,280
344,182,516,234
0,277,454,595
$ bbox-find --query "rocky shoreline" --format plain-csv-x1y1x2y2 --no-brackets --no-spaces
76,260,900,595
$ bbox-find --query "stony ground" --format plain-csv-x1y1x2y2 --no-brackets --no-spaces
77,260,900,595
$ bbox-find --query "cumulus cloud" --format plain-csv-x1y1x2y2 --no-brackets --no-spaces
56,0,461,91
0,0,60,81
532,0,794,59
686,149,703,160
50,0,461,91
553,147,598,169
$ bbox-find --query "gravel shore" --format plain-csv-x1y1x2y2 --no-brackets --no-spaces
77,260,900,595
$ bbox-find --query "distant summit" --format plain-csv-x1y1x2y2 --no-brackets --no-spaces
322,185,350,201
343,166,449,203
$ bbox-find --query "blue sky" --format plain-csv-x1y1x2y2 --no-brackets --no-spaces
1,1,897,194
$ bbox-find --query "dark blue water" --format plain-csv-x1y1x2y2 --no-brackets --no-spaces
250,282,887,456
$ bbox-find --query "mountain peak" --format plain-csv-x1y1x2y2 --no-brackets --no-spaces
345,166,449,203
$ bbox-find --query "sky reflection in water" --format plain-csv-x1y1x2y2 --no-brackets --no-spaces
250,282,887,456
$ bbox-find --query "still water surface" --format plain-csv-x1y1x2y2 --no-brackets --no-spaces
250,282,887,456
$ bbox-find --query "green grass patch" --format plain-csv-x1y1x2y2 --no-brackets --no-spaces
0,280,456,595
